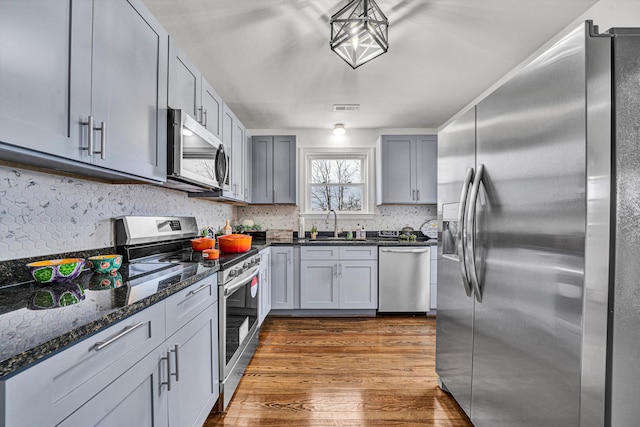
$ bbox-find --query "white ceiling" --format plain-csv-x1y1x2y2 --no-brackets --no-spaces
141,0,600,130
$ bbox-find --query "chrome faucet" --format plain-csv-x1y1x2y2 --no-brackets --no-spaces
325,209,338,238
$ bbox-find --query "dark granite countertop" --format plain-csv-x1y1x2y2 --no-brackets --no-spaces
253,237,437,249
1,236,438,378
0,252,219,379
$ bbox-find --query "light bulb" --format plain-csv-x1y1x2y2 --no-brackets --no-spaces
333,124,346,136
182,128,194,137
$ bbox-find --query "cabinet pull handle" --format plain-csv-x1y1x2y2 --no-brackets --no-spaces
197,106,203,124
412,189,416,200
188,282,210,296
161,352,172,391
202,108,207,127
171,344,180,382
93,321,145,351
338,263,342,277
81,116,94,157
416,189,420,201
95,121,106,160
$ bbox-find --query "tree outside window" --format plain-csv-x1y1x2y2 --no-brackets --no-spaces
310,158,363,212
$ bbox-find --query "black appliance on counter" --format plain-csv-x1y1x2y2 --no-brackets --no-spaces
115,216,261,412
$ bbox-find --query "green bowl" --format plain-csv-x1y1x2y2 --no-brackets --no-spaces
87,255,123,274
26,258,85,284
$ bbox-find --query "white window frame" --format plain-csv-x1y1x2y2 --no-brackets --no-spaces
299,146,375,219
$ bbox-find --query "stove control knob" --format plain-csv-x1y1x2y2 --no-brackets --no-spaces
243,262,249,269
229,269,237,278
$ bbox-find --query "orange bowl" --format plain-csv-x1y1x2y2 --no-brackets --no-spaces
203,248,220,260
217,234,252,253
191,237,215,251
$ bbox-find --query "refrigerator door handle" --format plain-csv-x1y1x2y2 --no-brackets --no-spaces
457,167,474,297
466,163,485,302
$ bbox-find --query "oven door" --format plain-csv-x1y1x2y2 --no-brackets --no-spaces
167,108,223,190
219,265,260,379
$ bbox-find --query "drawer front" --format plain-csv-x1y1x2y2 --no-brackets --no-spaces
301,246,339,260
165,275,217,338
2,302,165,427
339,246,378,260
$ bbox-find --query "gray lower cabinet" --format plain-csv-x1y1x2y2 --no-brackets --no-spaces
168,37,223,139
0,277,219,427
300,246,378,309
271,246,294,309
165,302,219,427
251,136,297,204
1,302,166,427
258,247,272,324
0,0,168,183
376,135,437,204
57,346,169,427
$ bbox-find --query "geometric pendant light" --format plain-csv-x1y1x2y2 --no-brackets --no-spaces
329,0,389,69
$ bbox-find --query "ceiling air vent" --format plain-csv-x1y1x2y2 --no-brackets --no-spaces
332,104,360,112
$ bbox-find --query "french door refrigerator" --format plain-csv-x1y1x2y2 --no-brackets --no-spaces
436,21,640,427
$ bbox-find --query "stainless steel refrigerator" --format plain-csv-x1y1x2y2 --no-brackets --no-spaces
436,21,640,427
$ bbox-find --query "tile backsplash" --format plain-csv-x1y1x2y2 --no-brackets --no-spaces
237,204,436,234
0,165,234,261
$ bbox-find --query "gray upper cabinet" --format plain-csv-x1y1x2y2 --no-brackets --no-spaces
0,0,84,162
251,135,297,204
222,103,245,201
376,135,437,204
168,38,223,139
0,0,168,183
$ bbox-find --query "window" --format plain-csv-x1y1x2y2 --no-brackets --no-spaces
301,147,374,217
310,157,363,211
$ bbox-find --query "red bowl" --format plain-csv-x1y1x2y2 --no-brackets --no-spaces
217,234,252,253
191,237,215,251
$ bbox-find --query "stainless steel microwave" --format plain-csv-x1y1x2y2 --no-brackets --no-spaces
166,109,230,192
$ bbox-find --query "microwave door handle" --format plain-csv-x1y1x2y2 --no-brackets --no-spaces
458,167,474,297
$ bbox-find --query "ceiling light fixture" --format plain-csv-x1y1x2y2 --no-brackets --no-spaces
333,124,346,136
329,0,389,69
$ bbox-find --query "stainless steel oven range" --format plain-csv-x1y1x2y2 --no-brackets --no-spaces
216,248,261,412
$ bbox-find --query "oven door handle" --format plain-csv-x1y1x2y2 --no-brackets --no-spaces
224,265,260,297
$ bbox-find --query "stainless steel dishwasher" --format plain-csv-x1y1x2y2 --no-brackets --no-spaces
378,246,431,312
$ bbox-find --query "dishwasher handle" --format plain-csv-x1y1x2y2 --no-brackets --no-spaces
380,248,430,254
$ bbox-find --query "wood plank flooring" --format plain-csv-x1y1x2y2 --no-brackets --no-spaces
204,315,472,427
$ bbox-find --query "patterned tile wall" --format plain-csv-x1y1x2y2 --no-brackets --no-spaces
0,165,235,261
237,204,436,234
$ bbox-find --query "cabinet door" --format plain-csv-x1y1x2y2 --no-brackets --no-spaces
168,37,201,121
201,78,223,139
1,302,165,427
167,303,219,427
0,0,90,162
244,132,252,202
58,347,169,427
300,261,339,309
273,136,297,204
90,0,168,182
251,136,274,203
379,135,415,203
258,248,271,325
271,247,294,309
415,135,438,203
339,260,378,309
232,119,245,200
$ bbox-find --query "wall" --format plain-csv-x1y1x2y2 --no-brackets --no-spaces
440,0,640,130
0,164,235,262
242,128,438,233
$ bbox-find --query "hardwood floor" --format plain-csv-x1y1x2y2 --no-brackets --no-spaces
204,315,472,427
